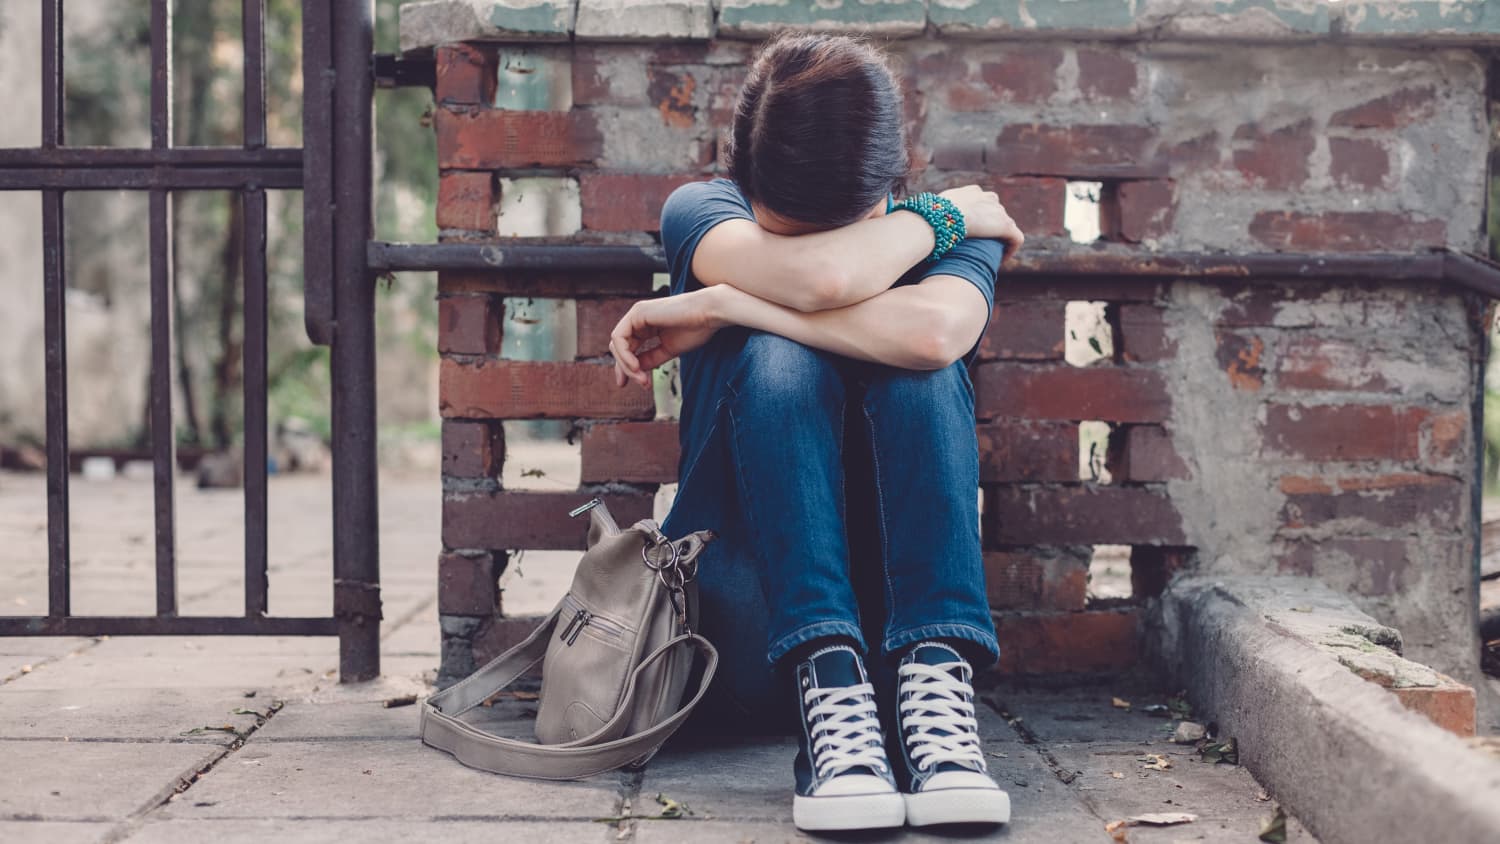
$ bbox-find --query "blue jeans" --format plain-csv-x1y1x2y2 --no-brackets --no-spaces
664,330,999,734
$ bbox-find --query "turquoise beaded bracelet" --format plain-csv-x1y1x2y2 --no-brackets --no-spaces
891,192,966,261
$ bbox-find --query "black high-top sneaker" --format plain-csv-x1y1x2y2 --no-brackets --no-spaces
790,644,905,831
893,641,1010,827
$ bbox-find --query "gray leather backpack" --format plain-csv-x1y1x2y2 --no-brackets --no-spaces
420,499,718,780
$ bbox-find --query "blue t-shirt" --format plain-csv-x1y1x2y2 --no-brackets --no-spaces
659,178,1003,365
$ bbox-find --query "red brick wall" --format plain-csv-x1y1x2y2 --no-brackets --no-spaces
428,38,1486,685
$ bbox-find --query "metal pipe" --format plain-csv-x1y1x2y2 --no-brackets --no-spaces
243,189,270,618
331,0,381,682
149,189,177,617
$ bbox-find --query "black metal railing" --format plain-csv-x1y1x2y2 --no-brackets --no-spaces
0,0,382,682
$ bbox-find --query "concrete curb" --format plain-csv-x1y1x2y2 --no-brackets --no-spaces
1151,576,1500,844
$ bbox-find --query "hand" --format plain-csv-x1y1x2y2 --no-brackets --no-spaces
939,184,1025,261
609,288,727,388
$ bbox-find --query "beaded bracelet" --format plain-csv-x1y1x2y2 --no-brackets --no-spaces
891,192,966,261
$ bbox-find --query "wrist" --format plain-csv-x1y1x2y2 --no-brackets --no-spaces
702,283,742,327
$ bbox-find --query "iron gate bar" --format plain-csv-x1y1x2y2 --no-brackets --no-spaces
150,189,177,616
366,242,1500,294
0,616,339,637
0,148,302,167
41,0,68,618
244,0,267,151
328,0,382,682
301,0,336,346
0,168,302,190
245,189,270,617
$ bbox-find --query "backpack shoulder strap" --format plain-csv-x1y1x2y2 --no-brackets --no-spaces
420,607,718,781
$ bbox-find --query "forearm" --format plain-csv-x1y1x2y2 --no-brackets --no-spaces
709,280,984,371
696,211,936,312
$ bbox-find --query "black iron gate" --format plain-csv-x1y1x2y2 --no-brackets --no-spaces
0,0,381,681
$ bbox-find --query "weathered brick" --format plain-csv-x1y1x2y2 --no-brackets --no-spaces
647,66,699,129
436,171,497,232
1111,425,1190,482
1217,284,1334,328
1279,473,1464,532
1115,303,1175,363
716,0,927,39
575,0,714,41
1389,682,1476,738
990,124,1160,179
972,46,1064,106
444,489,656,551
1076,48,1138,100
434,44,496,105
1129,546,1193,598
1424,410,1469,462
991,609,1140,674
440,269,655,298
983,547,1091,611
973,363,1171,423
1276,335,1392,392
580,421,681,484
579,172,700,232
998,277,1165,303
440,360,656,420
1248,211,1445,252
1113,179,1175,243
983,485,1186,546
438,551,500,615
979,299,1066,361
435,109,603,169
930,143,987,172
1233,119,1314,189
472,614,548,667
438,294,501,356
1277,537,1411,595
1262,404,1426,461
1164,131,1221,168
442,420,504,479
1329,137,1389,190
576,298,637,359
1215,330,1265,391
1329,87,1436,129
977,421,1078,482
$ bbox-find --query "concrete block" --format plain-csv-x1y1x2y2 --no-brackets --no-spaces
576,0,714,40
0,821,111,844
929,0,1137,37
0,687,271,744
1340,0,1500,38
160,739,619,819
1152,576,1500,844
0,740,221,820
718,0,928,39
399,0,575,51
125,819,607,844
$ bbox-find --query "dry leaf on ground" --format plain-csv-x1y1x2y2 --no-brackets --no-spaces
1112,697,1131,710
1110,771,1125,779
1128,812,1197,826
1105,819,1129,842
1139,753,1173,771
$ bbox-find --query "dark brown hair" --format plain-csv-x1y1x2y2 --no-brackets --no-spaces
725,33,909,228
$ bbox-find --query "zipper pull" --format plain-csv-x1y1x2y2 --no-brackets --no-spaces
566,610,591,645
559,608,585,644
569,498,603,518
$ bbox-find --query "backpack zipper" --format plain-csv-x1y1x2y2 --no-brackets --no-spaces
558,593,628,646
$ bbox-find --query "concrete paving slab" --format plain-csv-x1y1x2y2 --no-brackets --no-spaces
157,739,622,820
0,820,112,844
251,701,421,741
0,687,273,743
5,647,326,692
0,636,91,657
0,740,221,821
120,818,607,844
645,734,798,822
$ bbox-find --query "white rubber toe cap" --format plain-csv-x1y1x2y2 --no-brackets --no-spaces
813,773,897,797
920,769,1003,792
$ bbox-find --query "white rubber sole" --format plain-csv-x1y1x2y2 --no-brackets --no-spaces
904,787,1012,827
792,791,906,831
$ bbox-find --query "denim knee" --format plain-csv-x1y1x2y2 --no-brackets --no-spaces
728,332,844,412
861,360,974,421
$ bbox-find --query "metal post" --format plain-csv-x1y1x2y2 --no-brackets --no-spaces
330,0,381,681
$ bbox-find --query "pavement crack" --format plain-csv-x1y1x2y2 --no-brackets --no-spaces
1,636,104,687
99,697,287,844
982,691,1083,786
606,766,646,842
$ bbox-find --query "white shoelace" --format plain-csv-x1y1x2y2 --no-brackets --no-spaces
897,661,986,772
804,682,889,779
